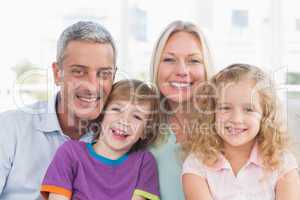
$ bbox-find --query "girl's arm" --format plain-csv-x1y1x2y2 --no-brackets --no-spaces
48,193,69,200
276,169,300,200
182,174,213,200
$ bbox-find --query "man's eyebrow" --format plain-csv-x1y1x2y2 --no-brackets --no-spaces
70,64,87,68
70,65,114,70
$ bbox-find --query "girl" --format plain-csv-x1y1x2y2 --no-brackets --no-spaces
182,64,300,200
40,79,160,200
149,20,214,200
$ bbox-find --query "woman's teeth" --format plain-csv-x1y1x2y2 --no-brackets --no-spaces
170,82,191,88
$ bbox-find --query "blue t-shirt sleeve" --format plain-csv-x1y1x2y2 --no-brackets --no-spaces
40,141,76,199
135,151,160,200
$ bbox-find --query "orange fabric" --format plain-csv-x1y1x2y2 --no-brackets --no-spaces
40,185,72,199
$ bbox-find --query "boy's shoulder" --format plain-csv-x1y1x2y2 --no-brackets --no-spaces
57,140,88,157
130,149,157,164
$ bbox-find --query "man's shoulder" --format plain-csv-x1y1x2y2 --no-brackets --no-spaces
0,100,49,118
0,100,50,132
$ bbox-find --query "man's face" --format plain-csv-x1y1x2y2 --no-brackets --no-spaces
53,40,115,122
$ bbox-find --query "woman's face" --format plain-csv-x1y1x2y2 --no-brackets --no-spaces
157,31,206,105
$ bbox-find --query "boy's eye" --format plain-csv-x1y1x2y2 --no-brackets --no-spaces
133,114,143,121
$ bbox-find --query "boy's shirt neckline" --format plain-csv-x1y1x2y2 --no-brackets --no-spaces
86,142,129,166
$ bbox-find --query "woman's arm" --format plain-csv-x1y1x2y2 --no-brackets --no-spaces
182,174,213,200
48,193,69,200
276,169,300,200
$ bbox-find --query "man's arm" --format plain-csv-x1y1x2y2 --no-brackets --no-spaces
0,112,17,195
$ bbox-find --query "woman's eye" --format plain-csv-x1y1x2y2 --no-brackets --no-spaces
189,59,201,64
162,58,176,63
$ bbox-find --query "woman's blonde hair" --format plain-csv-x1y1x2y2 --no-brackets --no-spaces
182,63,289,170
149,20,215,141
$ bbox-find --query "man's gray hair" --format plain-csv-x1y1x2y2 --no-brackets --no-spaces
56,21,117,66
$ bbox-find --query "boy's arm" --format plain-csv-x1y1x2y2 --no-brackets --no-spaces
48,193,69,200
132,195,145,200
134,151,160,200
40,141,75,200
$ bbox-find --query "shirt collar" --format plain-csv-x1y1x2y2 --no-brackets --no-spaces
209,142,263,171
34,93,62,134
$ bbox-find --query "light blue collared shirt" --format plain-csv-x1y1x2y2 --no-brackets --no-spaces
0,95,95,200
150,129,184,200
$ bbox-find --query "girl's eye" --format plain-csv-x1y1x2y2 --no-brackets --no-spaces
245,107,254,112
110,107,121,112
218,106,230,111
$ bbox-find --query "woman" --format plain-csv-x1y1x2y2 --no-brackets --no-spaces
149,20,214,199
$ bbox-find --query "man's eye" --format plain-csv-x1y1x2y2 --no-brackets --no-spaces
98,70,113,79
71,68,84,76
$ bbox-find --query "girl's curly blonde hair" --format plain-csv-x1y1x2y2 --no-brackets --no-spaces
182,63,289,170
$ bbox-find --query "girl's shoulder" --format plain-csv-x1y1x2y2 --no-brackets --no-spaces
182,153,207,178
277,151,299,177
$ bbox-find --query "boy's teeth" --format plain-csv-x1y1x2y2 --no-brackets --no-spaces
170,82,191,88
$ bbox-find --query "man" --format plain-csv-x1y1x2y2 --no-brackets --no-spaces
0,21,117,199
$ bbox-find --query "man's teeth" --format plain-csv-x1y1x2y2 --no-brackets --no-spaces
78,96,98,102
170,82,191,88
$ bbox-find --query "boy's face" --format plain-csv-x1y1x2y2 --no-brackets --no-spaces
215,79,263,151
98,100,151,157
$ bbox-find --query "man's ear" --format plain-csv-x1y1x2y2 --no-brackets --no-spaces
52,62,62,86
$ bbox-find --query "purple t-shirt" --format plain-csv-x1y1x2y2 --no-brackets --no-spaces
41,140,160,200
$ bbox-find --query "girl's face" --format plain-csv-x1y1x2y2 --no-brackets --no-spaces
98,100,150,157
215,79,263,151
157,31,206,105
